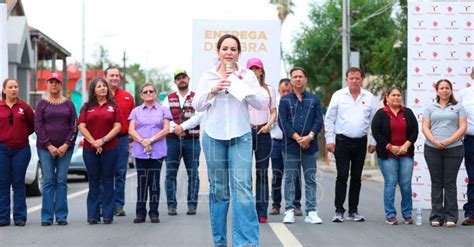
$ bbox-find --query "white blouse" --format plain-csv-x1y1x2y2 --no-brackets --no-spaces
193,64,266,140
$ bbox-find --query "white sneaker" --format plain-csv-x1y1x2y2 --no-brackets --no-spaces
305,211,323,224
283,209,295,224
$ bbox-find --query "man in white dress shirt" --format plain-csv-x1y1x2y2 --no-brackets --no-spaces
324,67,377,223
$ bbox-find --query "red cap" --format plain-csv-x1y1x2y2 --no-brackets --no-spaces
47,72,62,83
246,57,264,69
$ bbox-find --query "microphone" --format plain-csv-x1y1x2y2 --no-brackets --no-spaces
225,62,233,94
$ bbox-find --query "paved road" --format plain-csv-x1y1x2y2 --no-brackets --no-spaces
2,162,474,247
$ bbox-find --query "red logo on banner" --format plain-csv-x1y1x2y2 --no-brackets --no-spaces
415,5,421,12
447,6,453,12
414,98,420,104
432,51,439,58
447,67,453,73
432,21,439,27
414,160,419,167
467,51,472,58
467,82,472,87
412,192,418,199
468,21,473,27
465,177,470,184
415,36,421,42
447,36,453,42
415,67,421,73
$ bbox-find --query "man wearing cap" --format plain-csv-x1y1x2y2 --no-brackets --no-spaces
162,70,202,216
104,66,135,217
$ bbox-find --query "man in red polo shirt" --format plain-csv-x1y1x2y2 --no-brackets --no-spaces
105,66,135,217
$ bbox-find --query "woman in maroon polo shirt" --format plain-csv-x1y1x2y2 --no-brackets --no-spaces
0,78,34,227
371,86,418,225
78,77,122,225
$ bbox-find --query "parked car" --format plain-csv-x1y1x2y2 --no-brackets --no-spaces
68,133,87,179
25,134,42,197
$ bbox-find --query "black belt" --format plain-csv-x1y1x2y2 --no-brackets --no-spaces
336,134,367,142
272,138,282,142
117,134,128,137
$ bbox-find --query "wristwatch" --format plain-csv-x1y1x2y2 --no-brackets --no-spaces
309,132,315,141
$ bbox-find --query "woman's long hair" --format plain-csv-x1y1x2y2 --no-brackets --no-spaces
2,78,19,100
435,79,457,105
84,77,116,110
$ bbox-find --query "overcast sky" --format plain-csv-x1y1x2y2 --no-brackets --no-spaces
21,0,320,76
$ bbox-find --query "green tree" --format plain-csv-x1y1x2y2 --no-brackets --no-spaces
288,0,403,106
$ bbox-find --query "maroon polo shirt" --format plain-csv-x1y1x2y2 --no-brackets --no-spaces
78,102,122,151
0,100,34,148
112,87,135,135
384,105,408,158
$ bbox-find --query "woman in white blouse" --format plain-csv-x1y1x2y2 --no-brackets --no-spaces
246,57,277,223
193,34,265,247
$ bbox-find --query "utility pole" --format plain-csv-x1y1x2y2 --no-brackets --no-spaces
342,0,350,87
122,51,127,84
81,0,87,104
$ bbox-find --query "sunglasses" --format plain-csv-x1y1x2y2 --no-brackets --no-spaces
8,112,13,125
142,90,155,95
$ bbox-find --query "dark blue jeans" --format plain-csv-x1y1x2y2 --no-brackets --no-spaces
83,148,118,222
114,135,130,209
270,139,301,209
251,129,271,219
0,143,31,225
165,138,200,210
464,135,474,218
136,158,163,218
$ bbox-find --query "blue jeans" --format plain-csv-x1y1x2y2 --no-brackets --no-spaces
38,148,74,223
165,138,200,210
83,148,118,221
378,157,414,218
284,152,317,214
251,129,271,218
464,136,474,218
270,139,301,209
136,158,163,218
202,132,259,247
0,143,31,225
114,135,129,209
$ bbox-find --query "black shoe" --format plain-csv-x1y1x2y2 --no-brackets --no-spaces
103,219,112,224
87,219,98,225
133,217,145,223
0,222,9,227
57,221,68,226
168,208,177,216
14,221,26,226
114,208,126,216
150,217,160,223
187,208,197,215
41,222,52,226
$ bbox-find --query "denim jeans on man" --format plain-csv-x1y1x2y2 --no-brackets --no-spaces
38,148,73,223
83,148,118,221
165,138,200,210
136,158,163,218
464,135,474,218
0,144,31,225
424,145,464,223
271,139,301,210
202,132,259,247
378,157,413,218
114,135,129,209
284,152,317,214
251,129,271,218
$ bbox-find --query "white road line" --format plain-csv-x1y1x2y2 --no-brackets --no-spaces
10,172,137,220
268,223,303,247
